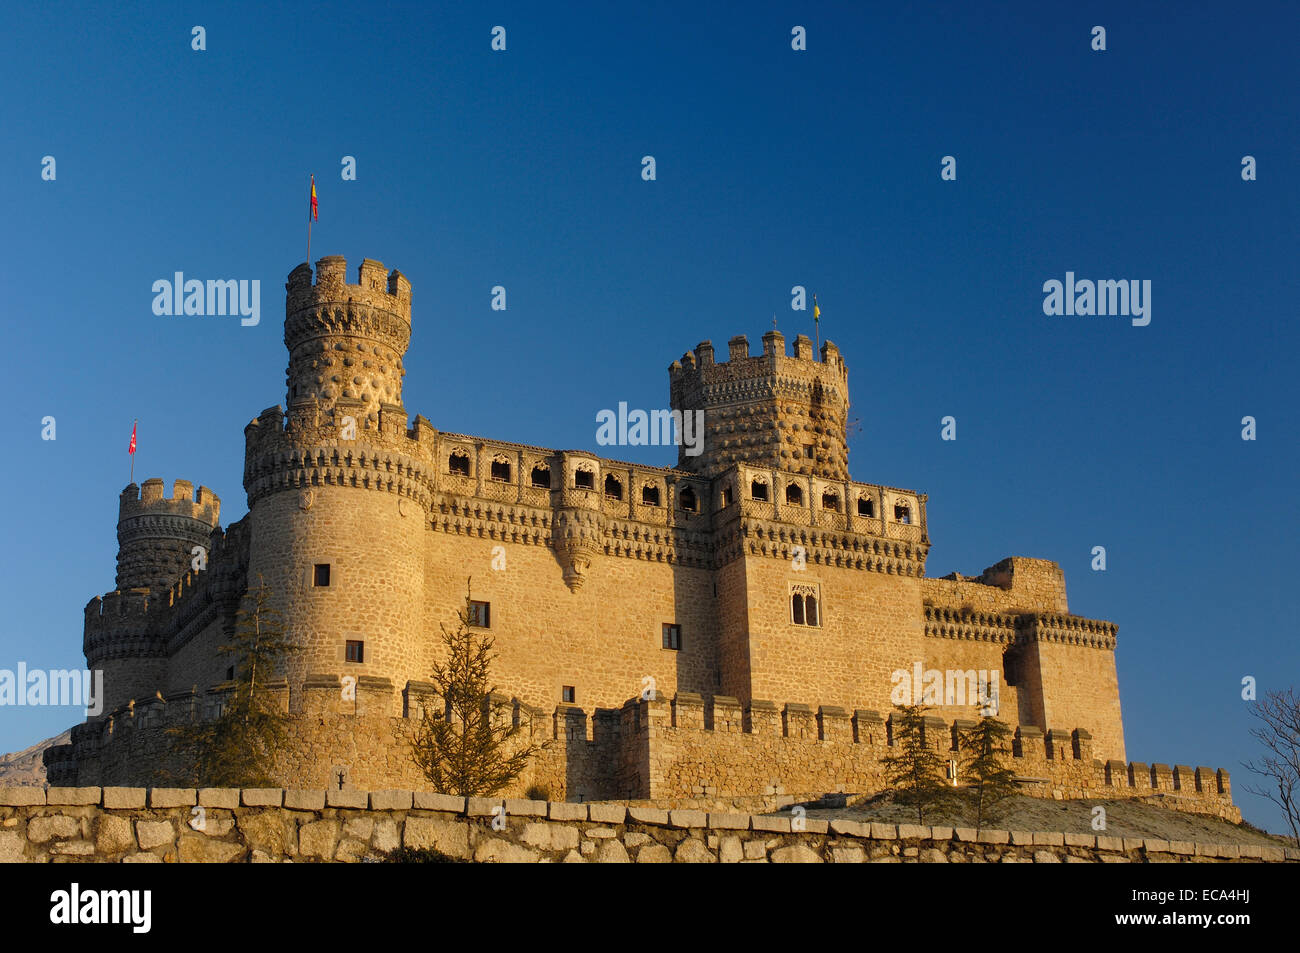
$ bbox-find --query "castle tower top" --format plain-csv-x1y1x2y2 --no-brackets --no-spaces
283,256,413,428
115,478,221,594
669,331,850,480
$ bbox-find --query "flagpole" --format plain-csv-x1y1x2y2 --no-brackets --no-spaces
307,174,313,264
129,418,137,484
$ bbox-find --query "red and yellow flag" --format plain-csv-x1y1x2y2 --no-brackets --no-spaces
309,175,318,222
128,421,137,456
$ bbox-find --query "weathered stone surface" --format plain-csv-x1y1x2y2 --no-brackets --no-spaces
669,809,707,829
148,788,196,808
282,789,325,811
403,814,469,856
0,788,45,806
753,815,793,833
627,806,669,825
588,803,626,824
594,839,630,863
177,834,245,863
136,820,176,851
373,817,400,853
832,846,866,863
674,837,715,862
299,820,342,859
122,852,163,863
242,788,283,807
199,788,239,809
504,798,548,818
637,842,670,863
521,822,579,852
1033,850,1062,863
47,787,101,806
102,787,146,810
548,802,588,822
474,839,539,863
412,792,464,813
0,831,26,861
772,844,823,863
28,815,80,843
369,790,413,811
707,812,749,830
326,789,367,809
96,814,136,853
719,835,743,863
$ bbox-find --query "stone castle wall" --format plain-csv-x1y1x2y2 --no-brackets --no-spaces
0,787,1289,864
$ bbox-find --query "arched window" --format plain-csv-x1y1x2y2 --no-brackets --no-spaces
791,592,805,625
821,491,839,511
805,595,819,627
720,485,732,507
751,480,769,501
574,468,594,489
894,503,911,524
680,487,698,512
785,484,804,505
641,485,661,506
604,474,623,500
857,497,874,517
531,465,551,489
448,451,470,476
490,457,511,482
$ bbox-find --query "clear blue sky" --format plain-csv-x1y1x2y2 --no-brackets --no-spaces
1,1,1296,832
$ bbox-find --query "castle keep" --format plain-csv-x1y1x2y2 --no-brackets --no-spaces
48,256,1236,818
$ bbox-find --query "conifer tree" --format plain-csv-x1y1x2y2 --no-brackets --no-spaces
882,704,961,825
409,581,544,796
167,574,299,787
957,715,1019,833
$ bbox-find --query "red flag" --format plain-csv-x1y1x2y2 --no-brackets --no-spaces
128,422,137,456
310,174,318,222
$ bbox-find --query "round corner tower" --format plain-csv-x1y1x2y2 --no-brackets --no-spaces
242,256,432,729
668,330,850,480
85,478,221,717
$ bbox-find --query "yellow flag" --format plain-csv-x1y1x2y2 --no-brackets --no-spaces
813,296,820,320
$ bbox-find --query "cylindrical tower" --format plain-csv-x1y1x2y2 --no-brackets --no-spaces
243,257,433,731
668,330,851,480
115,478,221,594
86,478,221,717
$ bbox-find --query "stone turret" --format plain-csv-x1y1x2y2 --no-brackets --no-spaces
668,331,850,480
283,256,413,435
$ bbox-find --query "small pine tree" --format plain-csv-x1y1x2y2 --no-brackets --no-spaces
882,704,961,825
957,715,1019,834
166,574,299,787
409,581,544,796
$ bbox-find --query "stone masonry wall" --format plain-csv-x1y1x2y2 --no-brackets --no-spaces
0,787,1293,864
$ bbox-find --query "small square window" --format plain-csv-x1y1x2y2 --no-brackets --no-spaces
345,640,364,663
562,685,575,704
225,666,234,681
662,623,682,650
313,563,331,587
467,600,491,628
575,470,594,489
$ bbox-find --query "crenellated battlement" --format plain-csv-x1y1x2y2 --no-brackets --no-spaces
285,256,411,324
668,331,851,481
119,478,220,524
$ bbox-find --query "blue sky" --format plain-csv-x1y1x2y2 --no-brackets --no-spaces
1,1,1296,832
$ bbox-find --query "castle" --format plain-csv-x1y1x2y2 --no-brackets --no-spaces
46,255,1236,819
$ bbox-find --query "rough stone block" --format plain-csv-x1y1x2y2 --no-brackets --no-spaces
707,812,749,830
549,802,588,822
977,829,1010,845
136,820,176,851
0,787,46,806
199,788,239,809
753,815,792,833
369,790,413,811
403,815,469,856
284,789,326,812
326,789,367,809
466,797,503,817
896,824,930,840
670,809,707,828
1032,832,1065,846
588,803,626,824
871,823,898,839
102,787,147,809
503,798,548,817
829,819,869,838
627,806,669,825
1065,833,1096,848
47,787,101,806
412,792,464,813
241,788,283,807
28,815,81,842
148,788,195,808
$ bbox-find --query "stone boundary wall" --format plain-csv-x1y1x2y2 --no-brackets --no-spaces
1,787,1293,864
